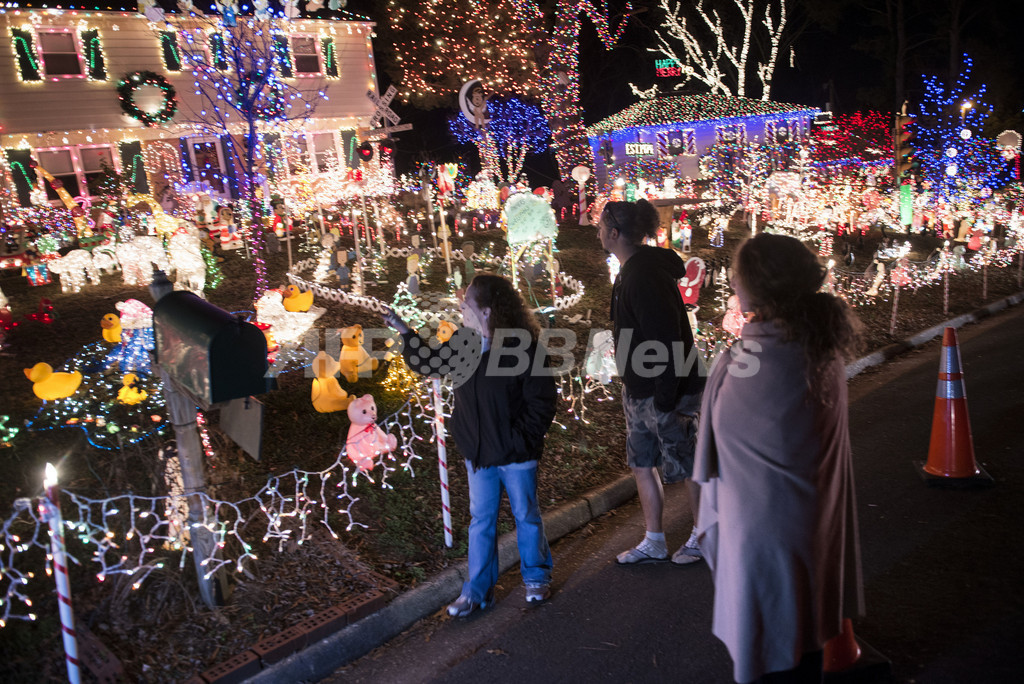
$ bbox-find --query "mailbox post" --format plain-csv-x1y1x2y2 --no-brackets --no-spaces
150,271,270,608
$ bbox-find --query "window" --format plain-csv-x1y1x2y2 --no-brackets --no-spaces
664,129,696,156
290,35,320,74
81,147,115,196
190,140,227,195
34,146,117,201
273,133,338,176
37,30,82,76
766,119,802,145
284,135,311,175
36,149,80,200
310,133,338,172
716,124,746,145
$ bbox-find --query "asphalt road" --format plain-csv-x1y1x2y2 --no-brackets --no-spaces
323,304,1024,684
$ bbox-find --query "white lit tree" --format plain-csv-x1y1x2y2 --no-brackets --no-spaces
650,0,788,100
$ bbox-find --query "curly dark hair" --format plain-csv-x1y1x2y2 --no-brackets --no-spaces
733,233,863,403
467,273,541,342
600,198,660,244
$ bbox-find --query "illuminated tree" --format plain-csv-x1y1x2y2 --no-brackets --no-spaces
383,1,632,178
650,0,789,100
811,111,894,167
448,96,552,184
914,55,1003,207
153,7,330,299
509,1,633,176
381,0,541,108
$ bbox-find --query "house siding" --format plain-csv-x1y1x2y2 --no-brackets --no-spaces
0,10,378,147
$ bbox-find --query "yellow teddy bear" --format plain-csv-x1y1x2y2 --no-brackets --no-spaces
310,351,352,413
338,324,379,384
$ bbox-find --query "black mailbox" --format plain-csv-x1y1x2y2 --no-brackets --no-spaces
153,291,269,406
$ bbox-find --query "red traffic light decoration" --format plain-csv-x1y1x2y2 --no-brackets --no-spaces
357,141,374,161
895,114,916,181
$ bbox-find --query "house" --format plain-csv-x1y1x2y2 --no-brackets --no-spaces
0,5,381,224
586,94,820,187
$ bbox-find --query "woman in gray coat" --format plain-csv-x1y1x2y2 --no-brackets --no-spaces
694,233,864,683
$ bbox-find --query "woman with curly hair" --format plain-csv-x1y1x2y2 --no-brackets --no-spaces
694,233,865,683
382,273,556,617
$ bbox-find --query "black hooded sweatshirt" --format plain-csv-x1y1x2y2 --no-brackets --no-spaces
610,245,705,411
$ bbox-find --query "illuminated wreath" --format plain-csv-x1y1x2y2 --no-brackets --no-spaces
117,70,178,127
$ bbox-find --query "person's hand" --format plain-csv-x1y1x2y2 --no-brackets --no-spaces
380,307,411,335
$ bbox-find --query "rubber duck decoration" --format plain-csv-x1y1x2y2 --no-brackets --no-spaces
25,362,82,401
101,313,122,344
117,373,148,405
310,351,352,413
345,394,397,470
282,284,314,312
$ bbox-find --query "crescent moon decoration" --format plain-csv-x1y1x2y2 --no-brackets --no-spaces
458,79,490,127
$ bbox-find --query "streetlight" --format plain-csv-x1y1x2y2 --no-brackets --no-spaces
960,101,972,126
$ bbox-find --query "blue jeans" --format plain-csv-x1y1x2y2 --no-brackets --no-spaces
463,460,552,602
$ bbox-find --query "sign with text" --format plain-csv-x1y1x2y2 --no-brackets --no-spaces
625,142,656,157
655,58,683,78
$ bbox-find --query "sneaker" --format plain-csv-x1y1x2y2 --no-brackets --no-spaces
525,583,551,604
447,592,492,617
671,528,703,565
616,537,669,564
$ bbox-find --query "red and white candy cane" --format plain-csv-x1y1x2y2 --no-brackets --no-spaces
432,378,453,547
42,463,81,684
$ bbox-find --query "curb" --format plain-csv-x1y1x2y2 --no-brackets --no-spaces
844,289,1024,380
247,288,1024,683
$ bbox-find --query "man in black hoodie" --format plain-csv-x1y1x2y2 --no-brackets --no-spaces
599,199,706,565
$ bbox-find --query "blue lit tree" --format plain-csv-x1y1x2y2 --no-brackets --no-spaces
448,96,552,184
914,55,1004,208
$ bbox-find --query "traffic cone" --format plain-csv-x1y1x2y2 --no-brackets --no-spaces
824,618,861,672
917,327,992,485
822,618,892,682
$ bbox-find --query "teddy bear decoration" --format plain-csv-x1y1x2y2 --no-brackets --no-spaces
345,394,397,470
338,324,379,383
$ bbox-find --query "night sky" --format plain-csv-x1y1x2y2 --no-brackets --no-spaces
10,0,1024,183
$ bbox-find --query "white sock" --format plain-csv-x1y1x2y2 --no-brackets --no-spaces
645,531,666,545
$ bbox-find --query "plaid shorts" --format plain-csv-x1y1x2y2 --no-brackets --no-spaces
622,388,702,483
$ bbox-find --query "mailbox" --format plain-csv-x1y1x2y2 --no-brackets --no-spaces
153,291,270,407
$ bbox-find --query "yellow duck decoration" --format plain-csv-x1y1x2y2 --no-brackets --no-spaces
100,313,122,344
310,351,352,413
24,362,83,401
282,284,314,313
117,373,148,405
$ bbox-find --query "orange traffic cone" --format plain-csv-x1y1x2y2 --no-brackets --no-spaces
918,327,992,485
824,618,862,673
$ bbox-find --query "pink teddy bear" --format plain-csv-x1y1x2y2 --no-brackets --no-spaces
345,394,397,470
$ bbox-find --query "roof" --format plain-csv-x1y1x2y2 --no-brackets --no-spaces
587,94,819,136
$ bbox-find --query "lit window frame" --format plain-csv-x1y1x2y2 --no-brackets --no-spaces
288,33,322,77
35,27,86,80
33,144,119,203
